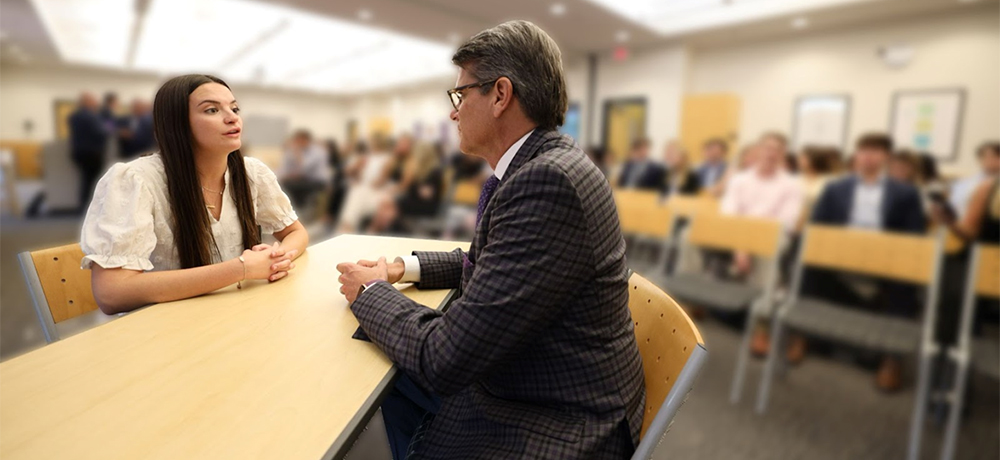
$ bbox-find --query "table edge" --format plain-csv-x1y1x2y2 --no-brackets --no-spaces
321,287,460,460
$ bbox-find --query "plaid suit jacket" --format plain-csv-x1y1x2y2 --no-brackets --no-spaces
352,129,645,459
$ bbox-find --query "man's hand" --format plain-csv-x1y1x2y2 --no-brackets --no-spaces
337,257,390,303
356,257,405,284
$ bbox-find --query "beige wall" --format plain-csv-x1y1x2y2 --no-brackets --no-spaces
688,6,1000,176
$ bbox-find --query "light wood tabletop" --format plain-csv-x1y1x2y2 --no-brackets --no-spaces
0,234,468,460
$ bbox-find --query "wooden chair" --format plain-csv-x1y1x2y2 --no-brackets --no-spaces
940,244,1000,460
651,212,784,405
614,190,673,275
451,179,482,207
664,195,719,219
628,272,708,460
756,225,943,460
17,243,103,343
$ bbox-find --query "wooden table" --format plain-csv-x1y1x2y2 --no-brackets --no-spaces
0,234,468,460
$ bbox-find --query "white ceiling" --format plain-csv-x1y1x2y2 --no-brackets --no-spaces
0,0,995,95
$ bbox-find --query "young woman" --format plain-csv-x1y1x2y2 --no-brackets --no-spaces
81,74,308,314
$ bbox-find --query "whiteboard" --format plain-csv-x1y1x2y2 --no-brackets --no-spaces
792,95,850,152
890,89,964,161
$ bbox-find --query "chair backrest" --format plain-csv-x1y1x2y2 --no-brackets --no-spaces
686,212,783,258
451,179,481,206
664,195,718,219
628,272,708,459
972,244,1000,299
18,243,98,343
614,190,672,239
799,225,939,285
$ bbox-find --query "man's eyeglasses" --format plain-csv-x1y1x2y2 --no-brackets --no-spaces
446,79,499,110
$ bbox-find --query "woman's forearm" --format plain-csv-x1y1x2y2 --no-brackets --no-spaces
92,259,245,314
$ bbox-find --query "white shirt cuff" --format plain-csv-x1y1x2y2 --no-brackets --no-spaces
397,255,421,283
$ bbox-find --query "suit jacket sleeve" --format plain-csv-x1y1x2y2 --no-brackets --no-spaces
412,248,464,289
811,182,838,224
898,186,928,233
350,164,591,396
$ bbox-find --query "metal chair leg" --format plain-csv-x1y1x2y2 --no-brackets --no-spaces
907,346,936,460
730,302,757,404
940,357,970,460
755,315,784,414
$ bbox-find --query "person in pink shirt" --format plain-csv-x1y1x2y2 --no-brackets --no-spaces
720,132,805,356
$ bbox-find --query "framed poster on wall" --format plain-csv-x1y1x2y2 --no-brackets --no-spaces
889,88,964,162
791,94,850,152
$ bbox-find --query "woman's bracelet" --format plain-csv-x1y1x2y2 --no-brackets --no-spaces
237,255,246,289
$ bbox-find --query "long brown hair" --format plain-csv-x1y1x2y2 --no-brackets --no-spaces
153,74,261,269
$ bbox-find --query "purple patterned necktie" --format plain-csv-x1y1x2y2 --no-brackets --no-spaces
476,175,500,225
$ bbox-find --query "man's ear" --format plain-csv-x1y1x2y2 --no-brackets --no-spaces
491,77,514,119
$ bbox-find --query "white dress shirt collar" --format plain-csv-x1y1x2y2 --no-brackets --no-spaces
493,129,534,180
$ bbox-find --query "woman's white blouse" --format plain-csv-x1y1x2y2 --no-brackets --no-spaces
81,154,298,272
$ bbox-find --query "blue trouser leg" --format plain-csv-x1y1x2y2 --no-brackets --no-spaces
381,374,441,460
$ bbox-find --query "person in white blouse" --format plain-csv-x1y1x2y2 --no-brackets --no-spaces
80,74,308,314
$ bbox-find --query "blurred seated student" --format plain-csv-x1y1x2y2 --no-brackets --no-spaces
278,129,330,210
889,150,921,186
721,131,803,243
805,132,926,391
951,141,1000,218
661,142,700,197
80,74,307,315
366,142,446,235
321,139,347,230
117,99,155,160
585,145,610,178
375,134,413,191
339,136,392,232
616,137,666,191
711,143,760,198
795,146,840,231
697,137,728,195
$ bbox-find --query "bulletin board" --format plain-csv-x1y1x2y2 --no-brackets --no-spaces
889,88,964,161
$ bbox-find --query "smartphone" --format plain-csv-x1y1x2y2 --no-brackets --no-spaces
928,191,956,221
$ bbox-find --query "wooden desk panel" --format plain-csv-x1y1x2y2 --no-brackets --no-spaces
1,235,468,460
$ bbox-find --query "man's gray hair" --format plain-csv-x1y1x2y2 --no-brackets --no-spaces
452,20,568,130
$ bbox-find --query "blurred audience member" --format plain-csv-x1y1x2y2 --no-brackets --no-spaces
69,92,110,213
951,141,1000,218
585,145,609,177
339,137,392,232
696,137,728,191
815,134,926,233
934,177,1000,244
796,146,840,230
784,152,799,174
99,92,120,133
888,150,921,185
722,133,803,232
278,129,329,211
721,132,803,275
366,142,446,234
616,138,665,191
117,99,154,160
661,143,700,197
375,134,412,190
322,139,347,229
808,133,926,391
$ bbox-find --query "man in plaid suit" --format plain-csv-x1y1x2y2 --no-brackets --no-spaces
337,20,644,459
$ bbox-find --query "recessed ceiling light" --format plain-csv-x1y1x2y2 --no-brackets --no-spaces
358,9,373,21
550,3,567,16
791,16,809,30
616,30,630,43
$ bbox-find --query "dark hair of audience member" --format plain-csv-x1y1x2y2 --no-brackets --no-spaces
856,132,894,153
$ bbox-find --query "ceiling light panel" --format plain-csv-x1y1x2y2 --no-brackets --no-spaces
36,0,455,95
29,0,136,67
584,0,872,36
